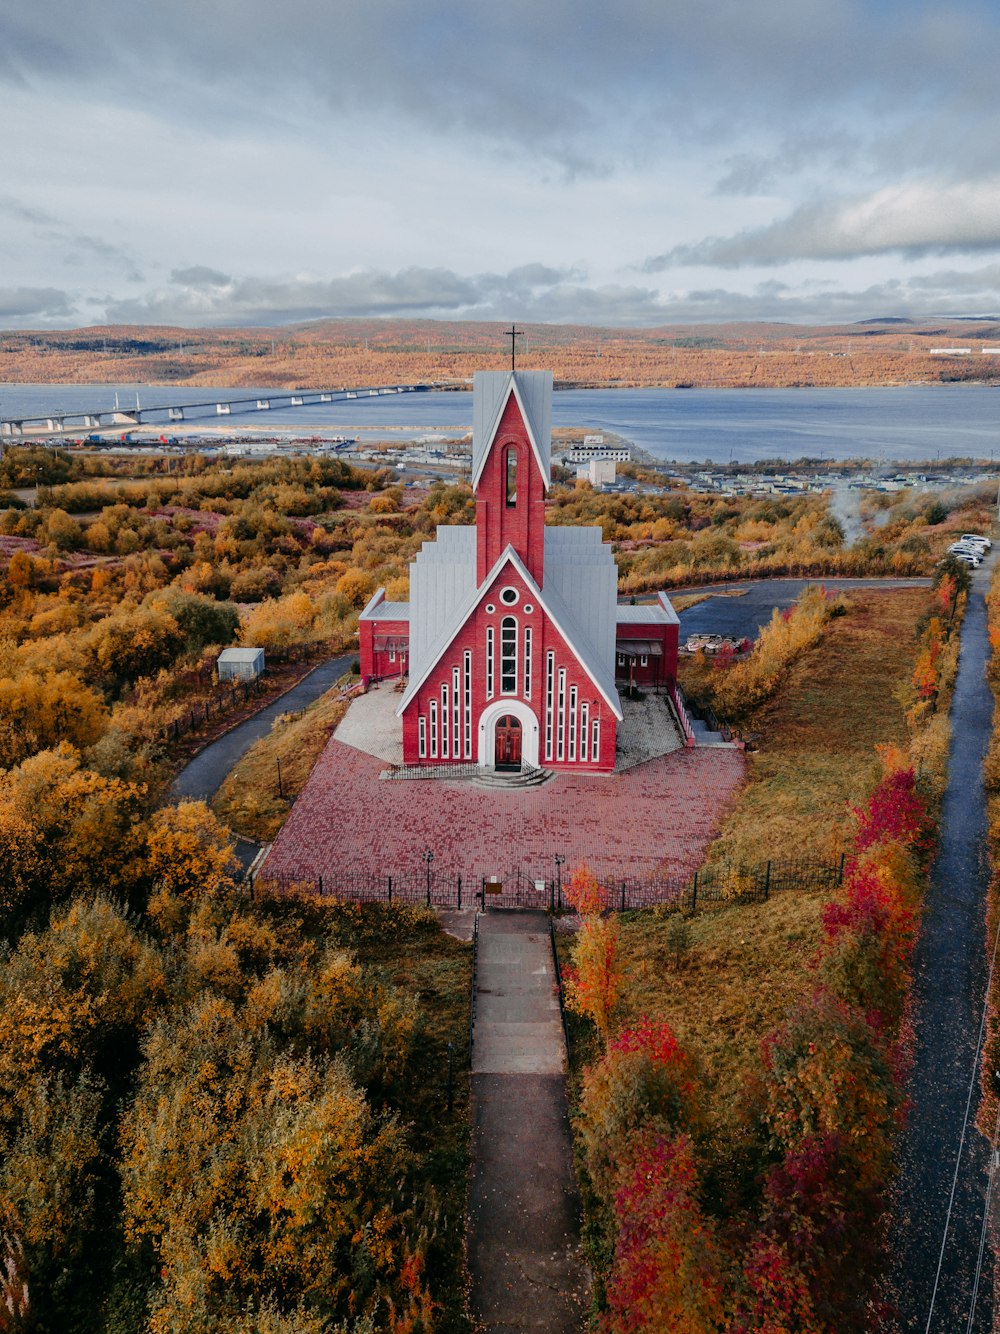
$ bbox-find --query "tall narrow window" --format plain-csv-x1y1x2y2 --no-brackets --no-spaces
441,684,449,755
418,716,427,758
501,616,517,694
523,627,532,698
557,669,567,761
464,650,472,758
505,447,517,507
429,700,438,758
545,652,555,762
486,626,494,699
569,686,578,763
453,667,461,758
580,703,589,763
592,718,600,761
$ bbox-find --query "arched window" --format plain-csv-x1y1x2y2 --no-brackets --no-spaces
500,616,517,694
505,447,517,507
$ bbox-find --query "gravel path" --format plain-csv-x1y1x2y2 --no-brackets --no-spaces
890,557,995,1331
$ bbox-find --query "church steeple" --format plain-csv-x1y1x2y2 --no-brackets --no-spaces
471,371,551,585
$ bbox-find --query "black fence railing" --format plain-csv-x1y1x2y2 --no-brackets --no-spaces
253,854,845,914
159,676,265,744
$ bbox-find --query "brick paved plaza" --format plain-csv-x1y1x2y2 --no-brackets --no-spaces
261,731,747,890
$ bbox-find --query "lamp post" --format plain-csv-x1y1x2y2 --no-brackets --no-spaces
554,853,565,912
423,849,434,907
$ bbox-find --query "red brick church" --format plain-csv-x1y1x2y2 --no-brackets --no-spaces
359,370,679,773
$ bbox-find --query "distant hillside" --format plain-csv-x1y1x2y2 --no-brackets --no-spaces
5,317,1000,389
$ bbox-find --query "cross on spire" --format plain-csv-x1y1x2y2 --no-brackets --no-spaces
505,323,524,371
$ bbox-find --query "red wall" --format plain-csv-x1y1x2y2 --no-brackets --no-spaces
401,563,617,772
614,617,679,687
475,394,546,586
360,614,409,682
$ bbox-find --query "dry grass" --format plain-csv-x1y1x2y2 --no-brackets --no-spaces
212,687,349,841
577,587,934,1148
617,891,827,1121
700,588,929,865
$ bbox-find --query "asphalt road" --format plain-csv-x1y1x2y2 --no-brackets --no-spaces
890,556,995,1331
169,653,354,805
672,576,932,643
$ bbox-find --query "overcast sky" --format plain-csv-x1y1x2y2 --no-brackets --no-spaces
4,0,1000,329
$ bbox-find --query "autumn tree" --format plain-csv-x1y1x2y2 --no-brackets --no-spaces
562,865,622,1040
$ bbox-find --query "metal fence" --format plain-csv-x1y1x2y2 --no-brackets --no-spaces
159,676,265,744
252,854,845,914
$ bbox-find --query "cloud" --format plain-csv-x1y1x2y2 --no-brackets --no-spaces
11,258,1000,329
0,287,76,321
5,0,1000,171
92,260,1000,330
170,266,232,288
105,263,596,326
646,179,1000,268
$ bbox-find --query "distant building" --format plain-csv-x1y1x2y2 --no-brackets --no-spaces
218,647,265,681
576,458,617,487
565,443,631,463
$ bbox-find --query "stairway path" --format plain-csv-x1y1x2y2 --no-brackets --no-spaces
467,911,588,1332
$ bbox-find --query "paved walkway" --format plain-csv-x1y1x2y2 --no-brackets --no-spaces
468,911,587,1331
261,739,746,886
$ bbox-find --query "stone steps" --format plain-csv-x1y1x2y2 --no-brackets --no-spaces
472,766,552,790
380,761,553,788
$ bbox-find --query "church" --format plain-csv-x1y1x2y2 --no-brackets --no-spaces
359,369,679,774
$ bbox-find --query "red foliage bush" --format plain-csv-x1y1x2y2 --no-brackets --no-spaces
851,767,934,866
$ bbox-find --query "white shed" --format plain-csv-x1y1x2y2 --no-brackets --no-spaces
218,647,265,682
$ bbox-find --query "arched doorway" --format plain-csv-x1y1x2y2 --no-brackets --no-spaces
478,699,540,770
494,715,522,771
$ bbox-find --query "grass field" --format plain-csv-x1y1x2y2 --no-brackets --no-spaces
688,587,931,865
212,686,350,841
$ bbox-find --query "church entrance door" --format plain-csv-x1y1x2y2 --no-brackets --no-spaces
494,715,522,771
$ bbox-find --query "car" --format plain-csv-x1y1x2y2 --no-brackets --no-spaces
949,551,981,567
961,533,992,549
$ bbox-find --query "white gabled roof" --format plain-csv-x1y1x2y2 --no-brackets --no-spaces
471,370,552,493
616,603,671,623
219,647,263,662
397,544,622,721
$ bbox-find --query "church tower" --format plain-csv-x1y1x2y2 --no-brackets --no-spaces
471,371,551,586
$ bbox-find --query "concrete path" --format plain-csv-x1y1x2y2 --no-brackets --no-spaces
169,653,353,803
467,911,587,1332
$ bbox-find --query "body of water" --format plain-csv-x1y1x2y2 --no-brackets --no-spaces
2,382,999,464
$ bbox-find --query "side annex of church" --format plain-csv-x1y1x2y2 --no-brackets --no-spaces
359,369,679,774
